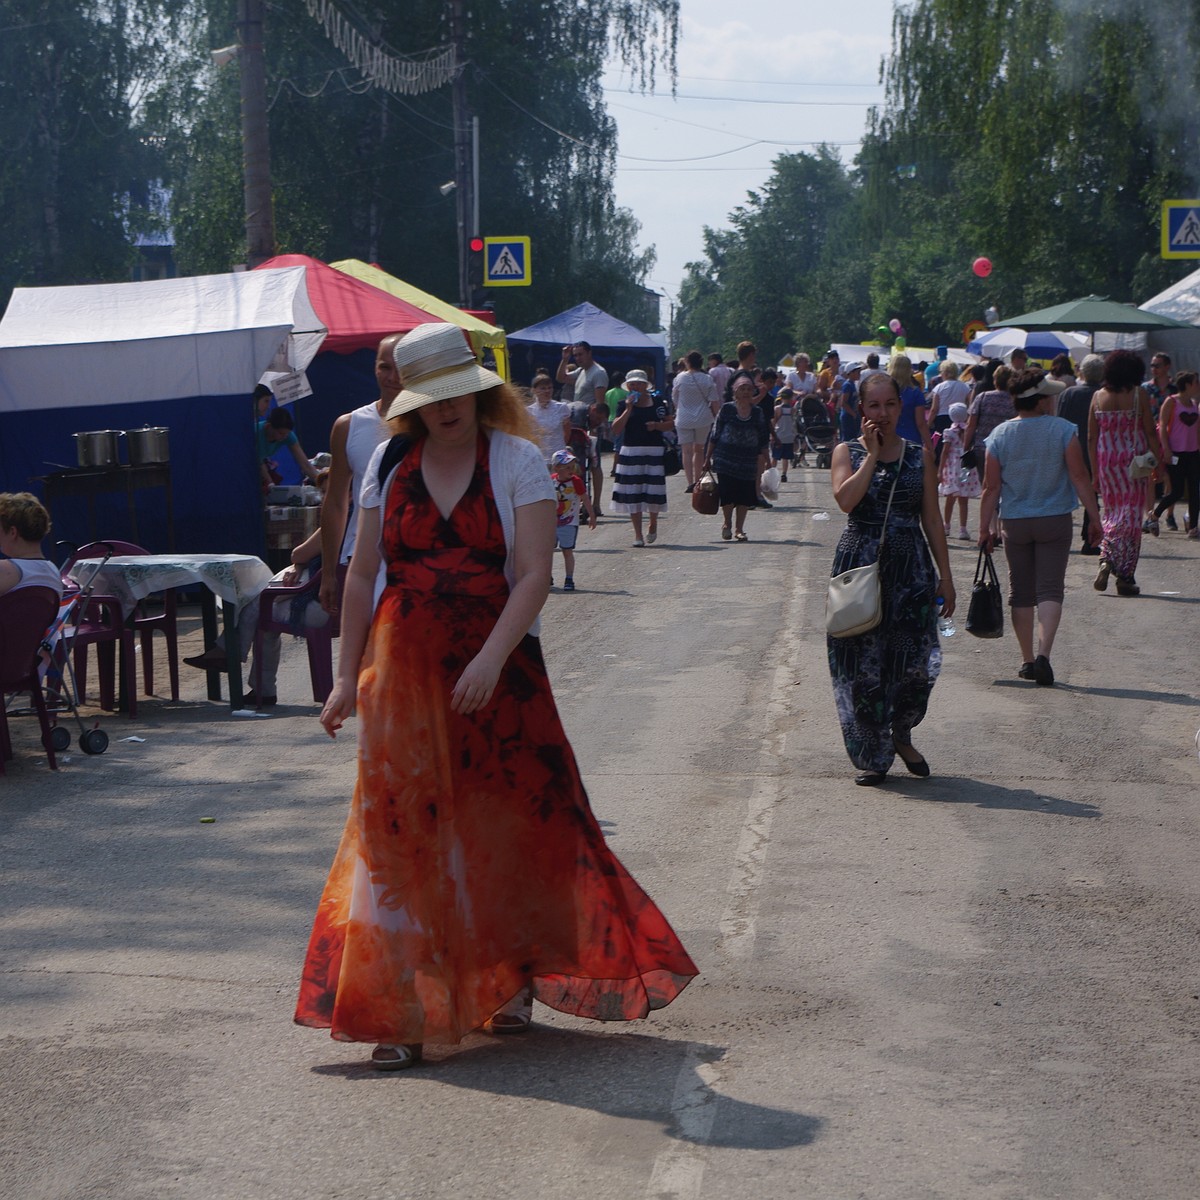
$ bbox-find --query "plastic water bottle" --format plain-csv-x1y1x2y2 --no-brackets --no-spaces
937,597,956,638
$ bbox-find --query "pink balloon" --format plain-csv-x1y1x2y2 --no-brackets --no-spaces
888,318,902,333
973,257,992,278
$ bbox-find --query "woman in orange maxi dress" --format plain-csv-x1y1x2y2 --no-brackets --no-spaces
294,324,697,1069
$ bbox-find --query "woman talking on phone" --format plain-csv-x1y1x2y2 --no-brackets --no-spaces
827,373,955,786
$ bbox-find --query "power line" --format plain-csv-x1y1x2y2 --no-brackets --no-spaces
672,73,881,89
616,153,863,173
477,68,839,165
606,98,851,147
603,88,876,107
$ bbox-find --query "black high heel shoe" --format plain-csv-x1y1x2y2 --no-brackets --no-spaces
892,736,931,778
855,770,888,786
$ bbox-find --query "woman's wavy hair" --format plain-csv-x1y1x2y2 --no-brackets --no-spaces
1102,349,1146,391
0,492,51,542
389,382,540,445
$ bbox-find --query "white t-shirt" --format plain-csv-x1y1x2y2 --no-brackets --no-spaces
930,378,971,418
708,363,732,396
340,401,390,562
672,370,719,428
785,369,817,395
9,558,64,597
527,399,571,462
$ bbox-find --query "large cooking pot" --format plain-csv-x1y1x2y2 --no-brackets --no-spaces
74,430,124,468
126,426,170,465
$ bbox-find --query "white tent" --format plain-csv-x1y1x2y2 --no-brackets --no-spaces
1093,268,1200,371
0,267,326,412
829,343,978,367
1140,266,1200,323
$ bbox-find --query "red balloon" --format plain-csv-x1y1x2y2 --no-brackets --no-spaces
973,257,993,278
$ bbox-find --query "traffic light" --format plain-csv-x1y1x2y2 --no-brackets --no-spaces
467,236,485,306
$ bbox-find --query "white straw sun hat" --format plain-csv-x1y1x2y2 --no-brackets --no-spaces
386,323,505,420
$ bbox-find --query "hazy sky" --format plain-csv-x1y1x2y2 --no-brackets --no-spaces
603,0,897,311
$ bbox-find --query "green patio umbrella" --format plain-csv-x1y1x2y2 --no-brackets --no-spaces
990,294,1195,333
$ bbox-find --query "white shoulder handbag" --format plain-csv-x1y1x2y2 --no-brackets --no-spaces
826,459,901,638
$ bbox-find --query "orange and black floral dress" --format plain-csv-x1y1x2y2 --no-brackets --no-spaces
295,433,697,1044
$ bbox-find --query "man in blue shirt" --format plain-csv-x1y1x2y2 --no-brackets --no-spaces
257,407,320,491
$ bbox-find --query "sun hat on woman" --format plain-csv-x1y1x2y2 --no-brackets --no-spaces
387,323,505,418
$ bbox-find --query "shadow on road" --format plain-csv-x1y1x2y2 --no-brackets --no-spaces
312,1027,823,1150
992,679,1198,706
915,775,1100,818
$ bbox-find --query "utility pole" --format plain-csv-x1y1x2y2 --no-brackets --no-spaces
237,0,275,267
449,0,474,307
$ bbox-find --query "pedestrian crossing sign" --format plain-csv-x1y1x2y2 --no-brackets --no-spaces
484,236,532,286
1161,200,1200,259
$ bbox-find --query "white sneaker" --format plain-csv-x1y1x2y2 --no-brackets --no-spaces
958,528,971,539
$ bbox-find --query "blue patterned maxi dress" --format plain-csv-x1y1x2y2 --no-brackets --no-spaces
827,441,942,773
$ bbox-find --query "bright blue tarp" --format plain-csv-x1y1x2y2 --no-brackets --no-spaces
507,302,666,389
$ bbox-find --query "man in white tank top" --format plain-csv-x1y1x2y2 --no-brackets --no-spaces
318,333,399,614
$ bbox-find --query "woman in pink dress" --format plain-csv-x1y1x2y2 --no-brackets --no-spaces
1087,351,1165,596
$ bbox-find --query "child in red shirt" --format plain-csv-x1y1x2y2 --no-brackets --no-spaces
550,449,597,591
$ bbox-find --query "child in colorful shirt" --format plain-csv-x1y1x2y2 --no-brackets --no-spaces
550,448,597,591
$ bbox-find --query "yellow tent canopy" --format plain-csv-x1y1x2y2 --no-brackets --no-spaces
330,258,508,379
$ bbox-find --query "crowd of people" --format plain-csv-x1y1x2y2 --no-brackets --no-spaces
9,324,1193,1069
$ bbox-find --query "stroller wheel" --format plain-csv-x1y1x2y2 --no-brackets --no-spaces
80,728,109,755
50,726,72,752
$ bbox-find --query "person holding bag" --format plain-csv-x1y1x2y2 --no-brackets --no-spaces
826,373,955,786
1086,350,1165,596
979,369,1103,686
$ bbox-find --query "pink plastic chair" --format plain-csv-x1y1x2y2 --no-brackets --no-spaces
252,567,340,707
0,586,61,773
62,540,180,714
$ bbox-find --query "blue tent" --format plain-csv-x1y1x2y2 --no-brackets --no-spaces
506,302,666,390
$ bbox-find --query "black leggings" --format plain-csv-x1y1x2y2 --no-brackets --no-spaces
1154,450,1200,529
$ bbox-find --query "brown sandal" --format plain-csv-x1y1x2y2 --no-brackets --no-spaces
484,986,533,1035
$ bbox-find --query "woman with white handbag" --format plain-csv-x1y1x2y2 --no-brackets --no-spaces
826,373,956,786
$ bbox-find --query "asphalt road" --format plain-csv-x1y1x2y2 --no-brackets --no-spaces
2,464,1199,1200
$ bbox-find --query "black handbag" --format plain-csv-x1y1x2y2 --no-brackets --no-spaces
662,441,682,476
965,547,1005,638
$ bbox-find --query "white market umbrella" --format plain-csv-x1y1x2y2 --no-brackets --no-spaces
966,327,1091,362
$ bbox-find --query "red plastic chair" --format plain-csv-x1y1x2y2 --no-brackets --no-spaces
252,567,340,707
0,586,61,773
62,540,180,714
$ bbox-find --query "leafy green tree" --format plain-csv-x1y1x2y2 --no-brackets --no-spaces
859,0,1200,336
0,0,192,303
163,0,677,329
673,147,856,361
678,0,1200,358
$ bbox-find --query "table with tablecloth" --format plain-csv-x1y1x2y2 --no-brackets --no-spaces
67,553,274,710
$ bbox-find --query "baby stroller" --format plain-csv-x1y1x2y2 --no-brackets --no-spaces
13,548,114,757
800,395,837,469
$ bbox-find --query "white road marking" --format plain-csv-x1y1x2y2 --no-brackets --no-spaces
643,536,816,1197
